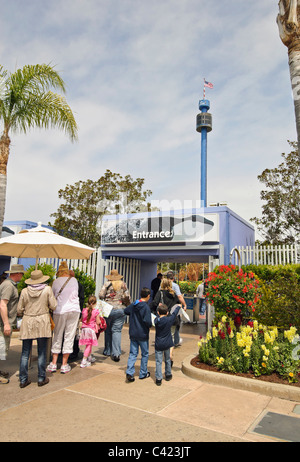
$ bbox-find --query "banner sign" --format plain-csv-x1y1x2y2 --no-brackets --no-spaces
101,212,219,245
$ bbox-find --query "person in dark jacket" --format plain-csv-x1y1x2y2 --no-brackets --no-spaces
124,287,152,383
150,278,181,365
154,303,180,386
150,273,162,300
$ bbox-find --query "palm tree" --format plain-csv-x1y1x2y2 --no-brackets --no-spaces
277,1,300,162
0,63,78,233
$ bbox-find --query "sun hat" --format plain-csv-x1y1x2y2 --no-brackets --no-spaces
25,270,50,285
5,264,25,274
105,269,123,281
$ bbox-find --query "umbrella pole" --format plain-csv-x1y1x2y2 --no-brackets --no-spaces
35,257,38,270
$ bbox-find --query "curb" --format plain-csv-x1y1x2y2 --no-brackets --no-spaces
182,354,300,402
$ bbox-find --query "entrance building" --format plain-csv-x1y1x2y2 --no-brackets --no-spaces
100,205,255,296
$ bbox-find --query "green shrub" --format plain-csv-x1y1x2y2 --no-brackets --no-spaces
206,265,260,326
72,267,95,306
179,281,200,294
242,264,300,282
254,272,300,331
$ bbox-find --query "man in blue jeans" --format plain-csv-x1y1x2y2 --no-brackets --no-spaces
125,288,152,382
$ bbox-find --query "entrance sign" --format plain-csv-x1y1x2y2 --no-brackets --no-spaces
101,211,219,245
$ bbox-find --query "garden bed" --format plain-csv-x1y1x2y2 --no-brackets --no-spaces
190,356,300,388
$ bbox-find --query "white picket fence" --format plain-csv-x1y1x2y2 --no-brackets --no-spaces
232,244,300,266
39,244,299,301
40,250,141,301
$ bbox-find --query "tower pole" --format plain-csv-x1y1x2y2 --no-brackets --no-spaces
196,99,212,208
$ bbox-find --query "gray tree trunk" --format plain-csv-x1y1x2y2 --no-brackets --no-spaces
289,50,300,162
0,173,7,236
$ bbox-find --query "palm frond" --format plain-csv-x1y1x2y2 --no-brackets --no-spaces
10,91,78,141
0,63,78,141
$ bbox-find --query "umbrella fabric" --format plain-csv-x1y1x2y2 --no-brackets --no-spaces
0,223,95,262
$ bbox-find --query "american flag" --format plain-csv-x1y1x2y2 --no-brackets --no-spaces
204,79,213,89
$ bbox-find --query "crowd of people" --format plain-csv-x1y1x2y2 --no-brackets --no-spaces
0,262,204,388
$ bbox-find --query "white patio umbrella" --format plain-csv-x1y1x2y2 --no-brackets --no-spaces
0,222,95,269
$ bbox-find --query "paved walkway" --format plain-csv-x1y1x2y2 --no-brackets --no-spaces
1,321,300,443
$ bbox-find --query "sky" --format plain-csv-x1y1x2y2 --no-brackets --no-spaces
0,0,297,241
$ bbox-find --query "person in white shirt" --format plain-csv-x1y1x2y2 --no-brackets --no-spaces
47,262,81,374
196,281,206,315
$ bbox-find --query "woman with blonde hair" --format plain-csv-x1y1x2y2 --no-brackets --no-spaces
99,269,131,362
150,278,178,310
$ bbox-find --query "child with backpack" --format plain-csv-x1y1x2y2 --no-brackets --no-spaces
154,303,181,386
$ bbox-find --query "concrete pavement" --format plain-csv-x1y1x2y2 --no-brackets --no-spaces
1,320,300,443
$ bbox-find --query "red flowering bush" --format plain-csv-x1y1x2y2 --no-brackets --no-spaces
206,265,260,326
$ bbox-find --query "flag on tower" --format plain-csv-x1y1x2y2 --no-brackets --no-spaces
204,79,214,89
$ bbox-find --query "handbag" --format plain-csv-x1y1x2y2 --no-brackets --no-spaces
98,316,107,333
49,314,55,331
96,316,107,339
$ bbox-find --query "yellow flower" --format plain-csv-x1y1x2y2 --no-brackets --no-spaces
221,316,227,323
264,331,275,345
262,362,267,368
261,344,270,354
284,326,298,343
289,372,294,378
212,327,218,338
217,357,224,365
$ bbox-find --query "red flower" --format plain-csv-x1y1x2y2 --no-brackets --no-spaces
234,316,242,327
